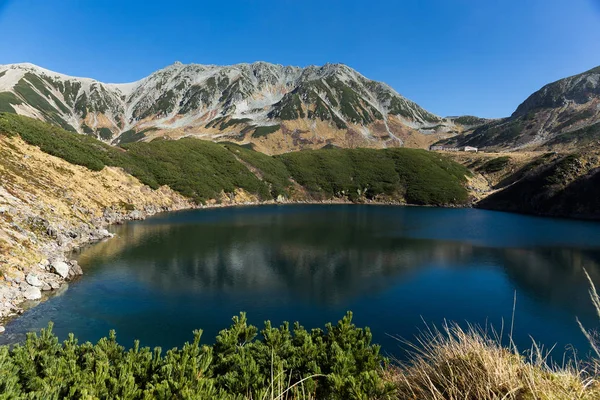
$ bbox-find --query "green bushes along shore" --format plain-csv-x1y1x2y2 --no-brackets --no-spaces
0,113,470,206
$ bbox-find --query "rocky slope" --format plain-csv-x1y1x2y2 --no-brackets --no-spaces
0,62,474,153
436,66,600,151
476,151,600,219
0,133,193,321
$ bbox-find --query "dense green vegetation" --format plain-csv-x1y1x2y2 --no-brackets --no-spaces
122,139,271,201
453,116,487,126
0,92,22,113
0,313,392,399
277,148,470,204
478,156,511,174
116,129,146,144
251,124,280,138
223,143,291,197
269,92,305,120
97,127,113,141
219,118,252,130
0,113,471,206
0,113,271,202
116,127,159,145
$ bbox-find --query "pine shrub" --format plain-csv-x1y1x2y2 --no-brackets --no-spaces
0,312,394,399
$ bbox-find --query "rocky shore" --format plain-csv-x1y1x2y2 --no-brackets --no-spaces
0,134,194,330
0,204,194,327
1,192,455,332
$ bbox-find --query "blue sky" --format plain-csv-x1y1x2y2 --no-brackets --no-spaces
0,0,599,118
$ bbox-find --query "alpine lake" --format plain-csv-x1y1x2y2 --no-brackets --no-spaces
2,205,600,361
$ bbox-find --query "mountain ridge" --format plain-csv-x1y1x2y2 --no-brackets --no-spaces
0,61,470,153
436,65,600,151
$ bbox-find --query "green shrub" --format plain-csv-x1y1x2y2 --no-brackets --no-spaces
0,113,271,202
223,143,292,197
219,118,252,130
251,124,280,138
278,148,469,205
0,92,23,113
478,156,511,174
0,113,470,206
0,313,392,399
97,127,113,140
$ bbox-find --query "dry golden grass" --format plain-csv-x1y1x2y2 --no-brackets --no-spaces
384,323,599,399
382,274,600,400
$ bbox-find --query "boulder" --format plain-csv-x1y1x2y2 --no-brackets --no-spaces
71,262,83,276
129,210,143,220
22,286,42,300
49,281,61,290
98,228,113,238
0,326,5,334
25,273,43,287
41,283,52,291
51,261,70,279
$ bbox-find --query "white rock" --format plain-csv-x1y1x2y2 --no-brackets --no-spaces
22,286,42,300
26,273,43,287
51,261,70,279
0,326,5,333
99,228,113,238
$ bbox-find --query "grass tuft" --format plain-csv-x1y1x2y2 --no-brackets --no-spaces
386,322,600,399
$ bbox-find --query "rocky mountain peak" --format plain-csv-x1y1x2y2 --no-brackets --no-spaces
0,61,466,152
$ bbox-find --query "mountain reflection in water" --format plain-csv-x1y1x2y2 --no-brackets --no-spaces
3,205,600,358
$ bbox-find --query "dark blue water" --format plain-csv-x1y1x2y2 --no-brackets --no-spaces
3,205,600,360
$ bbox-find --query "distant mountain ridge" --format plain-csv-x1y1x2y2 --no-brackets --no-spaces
436,66,600,151
0,62,471,153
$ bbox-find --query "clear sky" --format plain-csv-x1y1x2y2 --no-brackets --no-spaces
1,0,599,118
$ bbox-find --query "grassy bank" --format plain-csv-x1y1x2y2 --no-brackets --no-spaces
0,113,470,206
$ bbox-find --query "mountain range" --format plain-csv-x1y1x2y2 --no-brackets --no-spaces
0,62,483,153
1,61,599,153
437,66,600,151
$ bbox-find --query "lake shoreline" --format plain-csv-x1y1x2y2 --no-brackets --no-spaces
6,192,598,334
3,203,599,365
0,197,470,332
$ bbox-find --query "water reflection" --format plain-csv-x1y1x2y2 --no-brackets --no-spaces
77,206,600,317
4,205,600,354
